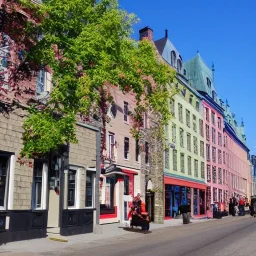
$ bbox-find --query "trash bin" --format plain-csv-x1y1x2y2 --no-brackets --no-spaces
179,204,191,224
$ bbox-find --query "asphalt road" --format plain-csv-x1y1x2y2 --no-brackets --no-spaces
43,216,256,256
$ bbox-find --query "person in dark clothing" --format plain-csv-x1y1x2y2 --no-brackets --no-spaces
229,198,233,215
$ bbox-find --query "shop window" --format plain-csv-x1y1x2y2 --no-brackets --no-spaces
145,142,149,164
193,115,197,132
173,150,177,171
194,160,198,177
108,133,115,160
188,156,192,176
124,101,129,122
68,170,76,207
124,137,129,160
180,153,185,173
135,139,140,162
212,128,216,144
186,109,190,127
201,162,205,179
178,103,183,123
212,166,217,183
212,147,216,163
200,141,204,158
199,120,204,137
206,124,210,141
193,136,198,155
187,133,191,152
124,175,129,196
0,155,9,209
85,172,94,207
207,165,211,182
172,123,176,143
193,189,198,215
32,160,47,209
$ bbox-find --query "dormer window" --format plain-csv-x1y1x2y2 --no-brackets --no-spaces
183,69,187,76
177,59,182,73
206,77,211,88
212,91,217,101
171,51,176,67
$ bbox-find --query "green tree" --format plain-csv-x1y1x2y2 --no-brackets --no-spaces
1,0,176,158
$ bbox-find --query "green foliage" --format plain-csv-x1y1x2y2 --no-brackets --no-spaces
17,0,176,157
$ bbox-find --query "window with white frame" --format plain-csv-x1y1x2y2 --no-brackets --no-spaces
108,133,115,160
68,169,76,207
0,156,9,209
124,102,129,122
36,69,45,94
124,137,129,160
32,160,47,209
85,171,94,207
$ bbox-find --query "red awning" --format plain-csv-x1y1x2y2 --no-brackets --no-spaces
122,169,138,175
164,176,206,190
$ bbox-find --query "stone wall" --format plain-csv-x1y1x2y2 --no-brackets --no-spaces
0,108,33,210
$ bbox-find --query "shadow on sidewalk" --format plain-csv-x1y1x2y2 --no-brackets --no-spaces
123,227,152,234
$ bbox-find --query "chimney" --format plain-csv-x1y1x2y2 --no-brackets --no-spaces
139,26,154,41
165,29,168,38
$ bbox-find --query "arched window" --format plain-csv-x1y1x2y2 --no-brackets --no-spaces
177,59,182,73
171,51,176,67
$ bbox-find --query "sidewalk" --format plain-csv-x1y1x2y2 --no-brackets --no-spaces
0,217,212,256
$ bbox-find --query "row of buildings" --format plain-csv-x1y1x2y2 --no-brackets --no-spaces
0,16,256,243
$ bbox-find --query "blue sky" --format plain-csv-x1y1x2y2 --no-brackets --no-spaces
119,0,256,155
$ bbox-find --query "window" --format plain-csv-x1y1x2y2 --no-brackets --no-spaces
212,147,216,163
213,187,217,202
188,156,192,175
187,133,191,151
108,133,115,160
223,151,226,164
207,165,211,181
199,120,204,137
196,101,200,112
178,103,183,122
206,144,210,161
180,153,185,173
193,136,198,155
0,156,9,209
170,100,175,116
33,160,44,209
212,128,216,144
205,108,209,121
200,141,204,158
36,69,45,94
124,175,129,196
172,123,176,143
201,162,205,179
218,189,222,202
218,150,222,164
211,112,215,125
218,133,222,146
206,124,210,141
165,149,170,169
180,128,184,147
193,115,197,132
194,160,198,177
223,169,226,184
171,50,176,67
218,117,221,129
218,168,222,184
186,109,191,127
212,166,217,183
189,95,193,104
177,59,182,73
184,69,187,76
86,172,94,207
173,150,177,171
206,77,211,88
124,102,129,122
124,137,129,160
135,139,140,162
68,170,76,207
145,142,149,164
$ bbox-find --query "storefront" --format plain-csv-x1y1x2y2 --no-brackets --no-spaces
164,175,206,219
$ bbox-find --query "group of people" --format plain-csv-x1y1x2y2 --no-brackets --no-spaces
229,196,253,216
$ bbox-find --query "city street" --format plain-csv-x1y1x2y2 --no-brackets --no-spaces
35,216,256,256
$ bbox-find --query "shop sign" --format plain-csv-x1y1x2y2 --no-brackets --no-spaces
105,164,117,173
